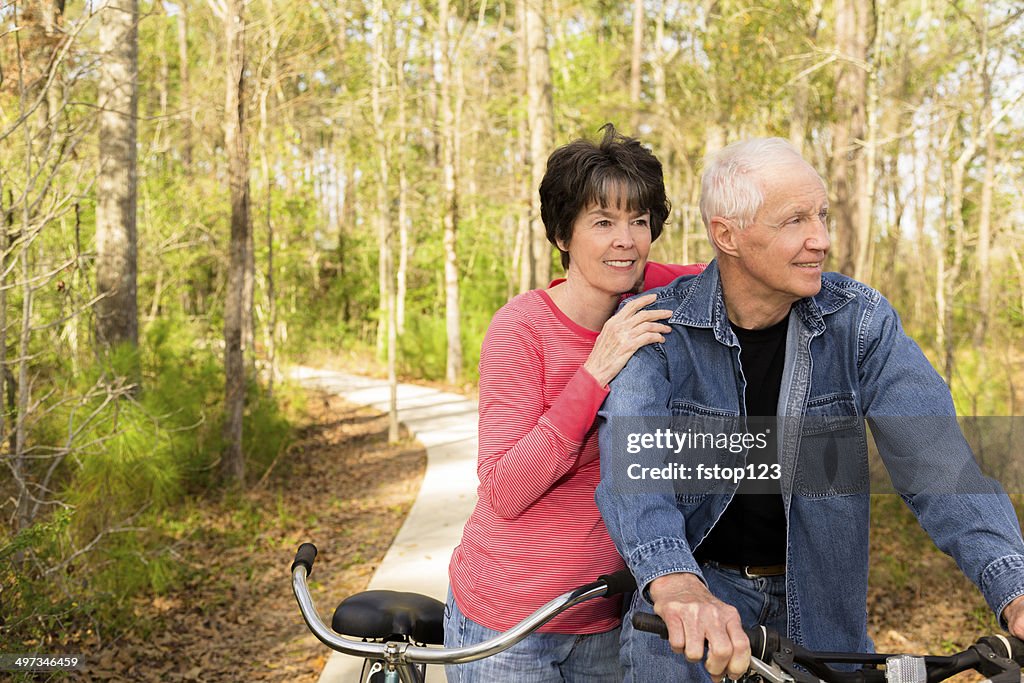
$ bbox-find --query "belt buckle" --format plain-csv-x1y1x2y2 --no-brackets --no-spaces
742,564,783,578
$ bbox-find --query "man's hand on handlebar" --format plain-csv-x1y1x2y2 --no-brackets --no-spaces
648,572,751,680
1004,594,1024,640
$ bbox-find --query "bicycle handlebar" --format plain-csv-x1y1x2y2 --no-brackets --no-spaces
631,611,1024,683
291,543,636,668
293,542,1024,683
597,568,639,597
980,633,1024,662
630,612,788,662
291,542,317,577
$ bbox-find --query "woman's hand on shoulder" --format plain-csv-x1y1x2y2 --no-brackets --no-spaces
584,293,672,387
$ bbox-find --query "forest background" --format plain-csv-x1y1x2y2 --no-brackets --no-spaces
2,0,1024,667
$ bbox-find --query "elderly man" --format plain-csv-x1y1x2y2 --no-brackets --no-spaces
595,138,1024,682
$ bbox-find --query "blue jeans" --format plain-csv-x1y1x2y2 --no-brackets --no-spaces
621,561,787,682
443,589,623,683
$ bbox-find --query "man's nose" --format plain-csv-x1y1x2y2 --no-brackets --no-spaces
806,217,831,252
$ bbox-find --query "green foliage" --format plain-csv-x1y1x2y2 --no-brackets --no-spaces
553,30,630,130
948,348,1017,417
0,509,72,566
0,513,75,649
243,379,293,478
0,314,296,650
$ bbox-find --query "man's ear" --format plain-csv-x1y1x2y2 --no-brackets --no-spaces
709,217,741,257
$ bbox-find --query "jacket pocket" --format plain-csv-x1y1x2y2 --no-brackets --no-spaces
795,393,868,497
668,402,742,503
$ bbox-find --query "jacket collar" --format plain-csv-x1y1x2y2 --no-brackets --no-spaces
668,259,856,340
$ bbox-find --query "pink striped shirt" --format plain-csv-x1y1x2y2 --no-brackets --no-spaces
448,262,704,633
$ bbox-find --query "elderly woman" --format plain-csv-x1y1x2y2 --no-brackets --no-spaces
444,125,702,682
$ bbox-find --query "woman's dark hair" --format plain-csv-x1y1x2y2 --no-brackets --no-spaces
539,123,670,270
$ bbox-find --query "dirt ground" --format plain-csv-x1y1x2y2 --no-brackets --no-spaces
70,391,426,682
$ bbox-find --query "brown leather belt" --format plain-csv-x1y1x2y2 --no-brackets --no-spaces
711,561,786,578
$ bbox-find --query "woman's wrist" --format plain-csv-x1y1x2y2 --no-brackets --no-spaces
582,360,610,388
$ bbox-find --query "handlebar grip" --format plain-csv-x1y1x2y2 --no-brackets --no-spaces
292,543,318,577
632,612,670,640
598,569,638,597
746,624,782,662
978,634,1024,664
1010,635,1024,663
632,613,783,658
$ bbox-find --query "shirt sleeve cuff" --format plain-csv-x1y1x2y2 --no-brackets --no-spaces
541,367,609,445
626,537,704,603
981,555,1024,628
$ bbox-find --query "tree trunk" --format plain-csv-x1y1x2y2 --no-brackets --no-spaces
704,120,727,161
878,155,903,297
1009,248,1024,370
652,0,689,264
912,136,930,325
789,1,823,155
341,156,357,322
258,0,278,393
515,0,534,292
629,0,644,127
974,123,995,345
943,118,974,385
0,188,12,528
243,220,256,367
334,142,346,321
855,61,878,283
95,0,139,354
154,4,170,151
372,0,399,440
439,0,463,385
788,81,810,156
652,0,668,111
41,1,65,133
526,0,553,287
177,0,193,171
936,177,949,384
396,41,410,337
14,205,33,531
221,0,250,485
0,187,7,467
974,10,995,346
829,0,872,277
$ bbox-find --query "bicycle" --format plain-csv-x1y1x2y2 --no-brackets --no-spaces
632,612,1024,683
292,541,1024,683
290,542,637,682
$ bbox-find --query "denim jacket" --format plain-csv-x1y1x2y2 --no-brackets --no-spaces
596,260,1024,653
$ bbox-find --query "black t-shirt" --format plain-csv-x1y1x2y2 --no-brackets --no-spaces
694,314,788,566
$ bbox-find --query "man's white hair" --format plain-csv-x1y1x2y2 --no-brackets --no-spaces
699,137,808,233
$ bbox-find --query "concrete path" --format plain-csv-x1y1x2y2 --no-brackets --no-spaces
289,367,478,683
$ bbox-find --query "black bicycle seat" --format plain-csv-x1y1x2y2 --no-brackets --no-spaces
332,590,445,645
